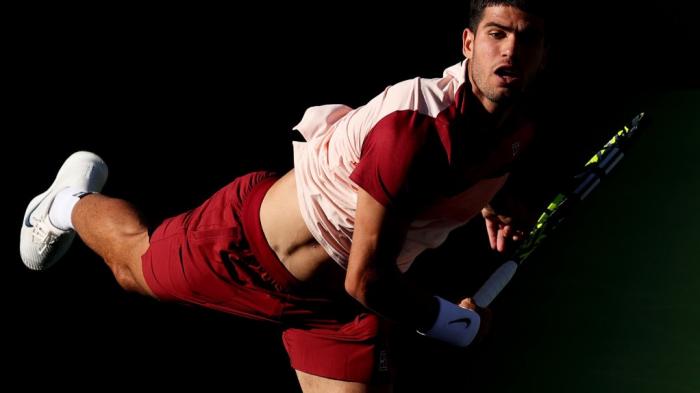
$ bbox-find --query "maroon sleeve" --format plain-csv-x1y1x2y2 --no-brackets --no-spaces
349,111,433,207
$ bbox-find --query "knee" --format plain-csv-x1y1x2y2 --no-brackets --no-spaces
112,264,145,294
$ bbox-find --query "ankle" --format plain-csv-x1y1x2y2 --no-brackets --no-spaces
48,187,92,230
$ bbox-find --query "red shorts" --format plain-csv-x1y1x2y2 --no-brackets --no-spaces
141,171,390,383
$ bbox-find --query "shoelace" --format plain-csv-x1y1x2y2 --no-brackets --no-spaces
32,219,60,255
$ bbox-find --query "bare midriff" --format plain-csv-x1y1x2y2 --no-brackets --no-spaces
259,169,346,293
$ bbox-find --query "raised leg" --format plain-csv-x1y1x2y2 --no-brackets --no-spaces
72,194,154,296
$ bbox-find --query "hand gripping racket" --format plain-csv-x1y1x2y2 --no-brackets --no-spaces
472,112,646,308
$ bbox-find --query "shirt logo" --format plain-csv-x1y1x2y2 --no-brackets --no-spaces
378,349,389,372
512,141,521,157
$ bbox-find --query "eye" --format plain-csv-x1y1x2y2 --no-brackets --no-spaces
488,30,506,39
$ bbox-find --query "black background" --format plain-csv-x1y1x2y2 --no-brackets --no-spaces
6,2,699,391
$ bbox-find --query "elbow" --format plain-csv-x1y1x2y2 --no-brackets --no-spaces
344,275,366,303
344,270,378,306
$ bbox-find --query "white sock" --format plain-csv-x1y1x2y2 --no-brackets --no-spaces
48,187,91,230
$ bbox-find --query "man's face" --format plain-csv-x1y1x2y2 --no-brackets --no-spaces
463,5,546,112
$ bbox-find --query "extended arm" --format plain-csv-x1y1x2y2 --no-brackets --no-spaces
345,188,487,347
344,187,437,330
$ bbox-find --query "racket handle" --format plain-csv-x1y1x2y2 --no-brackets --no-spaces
473,260,518,308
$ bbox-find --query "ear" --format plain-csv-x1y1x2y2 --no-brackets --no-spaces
462,28,475,58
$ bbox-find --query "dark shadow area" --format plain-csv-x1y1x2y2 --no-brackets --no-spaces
6,2,699,391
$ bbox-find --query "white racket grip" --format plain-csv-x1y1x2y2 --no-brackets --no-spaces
473,260,518,308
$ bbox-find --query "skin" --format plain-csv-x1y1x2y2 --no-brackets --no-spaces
463,4,547,121
462,5,547,251
67,5,546,393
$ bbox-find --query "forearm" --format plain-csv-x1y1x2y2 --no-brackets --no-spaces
347,267,486,348
346,268,438,331
347,187,474,341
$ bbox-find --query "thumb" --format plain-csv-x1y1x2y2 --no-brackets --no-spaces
458,297,476,310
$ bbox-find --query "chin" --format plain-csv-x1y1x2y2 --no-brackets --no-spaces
486,90,514,104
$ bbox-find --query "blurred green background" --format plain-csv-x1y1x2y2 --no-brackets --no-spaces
488,91,699,392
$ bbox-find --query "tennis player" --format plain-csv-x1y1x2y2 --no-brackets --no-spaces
20,1,548,391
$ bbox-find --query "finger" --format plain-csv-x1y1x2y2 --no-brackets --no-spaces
496,225,510,252
485,218,498,250
496,229,505,252
501,225,511,239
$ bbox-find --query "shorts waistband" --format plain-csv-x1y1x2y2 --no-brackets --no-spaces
240,174,303,292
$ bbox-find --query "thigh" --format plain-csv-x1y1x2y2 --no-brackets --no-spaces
295,370,392,393
283,313,394,387
139,171,288,321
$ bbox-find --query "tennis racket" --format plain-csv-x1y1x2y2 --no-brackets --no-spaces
472,112,646,308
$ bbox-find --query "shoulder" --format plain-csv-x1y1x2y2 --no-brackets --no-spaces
361,62,466,146
377,62,465,121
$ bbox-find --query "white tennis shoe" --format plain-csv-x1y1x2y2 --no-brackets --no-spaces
20,151,108,270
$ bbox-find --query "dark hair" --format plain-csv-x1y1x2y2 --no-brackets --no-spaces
469,0,546,32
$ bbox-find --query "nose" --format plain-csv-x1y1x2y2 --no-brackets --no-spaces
501,35,518,60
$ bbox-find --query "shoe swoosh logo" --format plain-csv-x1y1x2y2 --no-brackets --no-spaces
25,213,37,228
448,317,472,328
24,194,49,228
24,210,37,228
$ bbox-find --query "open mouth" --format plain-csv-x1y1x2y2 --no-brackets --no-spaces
494,66,522,84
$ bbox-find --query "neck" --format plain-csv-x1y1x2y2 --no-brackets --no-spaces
466,60,515,128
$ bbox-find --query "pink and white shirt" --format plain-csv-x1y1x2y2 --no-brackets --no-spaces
292,60,534,272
